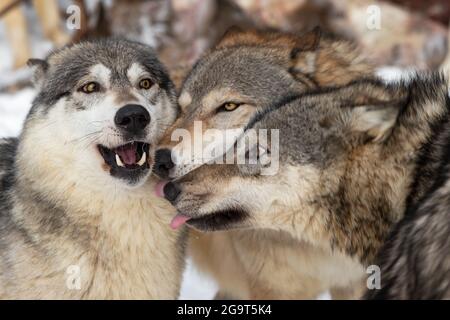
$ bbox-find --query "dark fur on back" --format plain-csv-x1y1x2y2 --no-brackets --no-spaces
366,75,450,299
367,186,450,299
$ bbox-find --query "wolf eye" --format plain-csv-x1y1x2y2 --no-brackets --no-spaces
220,102,241,112
80,82,100,94
139,78,153,89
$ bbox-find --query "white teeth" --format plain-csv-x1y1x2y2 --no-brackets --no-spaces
115,154,125,167
137,151,147,166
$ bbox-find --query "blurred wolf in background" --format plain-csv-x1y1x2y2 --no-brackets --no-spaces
154,28,376,299
161,72,450,300
0,39,185,299
0,0,69,69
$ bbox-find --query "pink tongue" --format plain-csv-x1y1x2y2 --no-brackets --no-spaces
116,144,137,165
170,214,191,230
155,181,168,197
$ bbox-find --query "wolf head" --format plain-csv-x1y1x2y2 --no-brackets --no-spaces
20,39,178,192
154,28,373,179
161,79,408,237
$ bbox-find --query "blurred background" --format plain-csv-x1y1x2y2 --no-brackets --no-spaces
0,0,450,299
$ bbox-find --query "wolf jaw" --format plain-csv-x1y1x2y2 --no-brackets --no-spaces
171,208,250,231
98,141,151,184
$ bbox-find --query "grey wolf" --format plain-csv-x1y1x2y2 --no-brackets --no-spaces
0,38,185,299
160,72,450,299
154,28,374,299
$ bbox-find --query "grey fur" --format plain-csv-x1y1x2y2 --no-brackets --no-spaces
182,46,302,115
366,179,450,299
29,38,175,115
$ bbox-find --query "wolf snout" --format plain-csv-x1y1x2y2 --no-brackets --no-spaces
163,181,181,203
154,148,174,179
115,104,150,134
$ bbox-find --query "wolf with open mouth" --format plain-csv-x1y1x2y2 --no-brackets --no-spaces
0,39,185,299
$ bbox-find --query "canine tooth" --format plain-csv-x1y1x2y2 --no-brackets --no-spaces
115,154,125,167
137,152,147,166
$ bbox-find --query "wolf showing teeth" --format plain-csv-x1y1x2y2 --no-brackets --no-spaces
0,39,185,299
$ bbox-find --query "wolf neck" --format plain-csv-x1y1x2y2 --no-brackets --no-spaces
14,161,183,298
15,164,177,241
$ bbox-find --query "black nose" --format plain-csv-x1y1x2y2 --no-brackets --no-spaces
115,104,150,134
154,148,174,179
164,182,180,202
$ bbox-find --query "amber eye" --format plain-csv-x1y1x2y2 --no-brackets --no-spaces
139,78,153,89
80,82,99,94
221,102,240,112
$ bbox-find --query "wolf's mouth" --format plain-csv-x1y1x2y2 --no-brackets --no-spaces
98,142,151,183
98,142,150,169
170,209,249,232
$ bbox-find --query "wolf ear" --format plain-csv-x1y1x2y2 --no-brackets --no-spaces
345,82,406,142
289,27,322,76
220,26,244,39
27,58,48,89
350,105,399,142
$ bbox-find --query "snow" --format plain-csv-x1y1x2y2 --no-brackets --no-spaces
0,88,35,136
179,258,218,300
0,6,54,70
376,66,417,83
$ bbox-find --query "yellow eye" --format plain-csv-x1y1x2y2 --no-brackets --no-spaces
222,102,240,112
139,78,153,89
80,82,99,94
